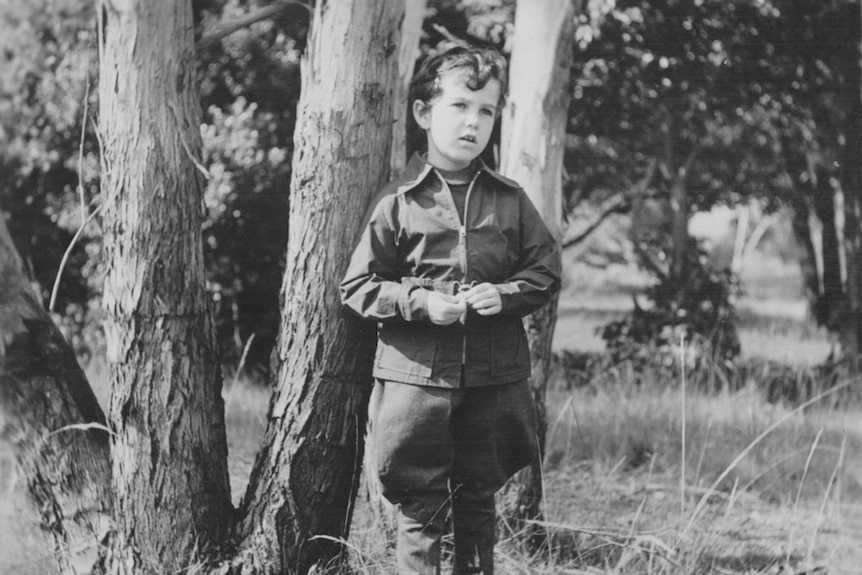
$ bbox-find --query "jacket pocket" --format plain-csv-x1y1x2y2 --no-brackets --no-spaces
489,321,531,378
376,326,436,378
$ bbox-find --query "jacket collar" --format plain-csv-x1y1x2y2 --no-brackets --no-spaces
394,153,521,195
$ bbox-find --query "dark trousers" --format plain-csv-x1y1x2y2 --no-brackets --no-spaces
370,379,537,575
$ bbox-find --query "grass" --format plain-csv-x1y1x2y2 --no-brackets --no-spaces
325,288,862,573
328,378,862,574
3,285,862,574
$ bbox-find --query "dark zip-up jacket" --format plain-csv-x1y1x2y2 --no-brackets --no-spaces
340,154,561,387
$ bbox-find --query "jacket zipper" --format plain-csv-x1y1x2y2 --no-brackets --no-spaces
459,175,479,370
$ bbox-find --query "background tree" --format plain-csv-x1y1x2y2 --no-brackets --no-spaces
0,0,100,357
3,1,412,573
195,0,307,370
497,0,577,538
97,0,234,570
568,0,803,365
0,0,308,374
834,0,862,372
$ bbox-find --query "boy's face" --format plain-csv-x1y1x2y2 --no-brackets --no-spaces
413,71,501,171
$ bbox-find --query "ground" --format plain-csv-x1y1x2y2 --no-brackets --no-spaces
2,256,861,574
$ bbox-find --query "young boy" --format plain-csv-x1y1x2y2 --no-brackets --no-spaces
340,45,561,575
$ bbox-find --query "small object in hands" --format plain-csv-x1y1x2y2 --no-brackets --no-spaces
454,280,476,324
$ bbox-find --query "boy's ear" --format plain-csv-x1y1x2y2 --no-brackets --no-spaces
412,99,431,130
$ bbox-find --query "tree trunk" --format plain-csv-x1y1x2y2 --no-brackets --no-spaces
788,189,825,320
236,2,404,573
669,175,690,291
0,215,112,574
497,0,575,539
805,165,846,329
390,0,427,178
662,109,693,299
839,8,862,373
363,0,427,532
98,1,233,572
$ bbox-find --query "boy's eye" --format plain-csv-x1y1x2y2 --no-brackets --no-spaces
453,102,467,109
481,108,495,117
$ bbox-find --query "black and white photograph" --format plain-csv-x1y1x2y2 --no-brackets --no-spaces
1,1,860,573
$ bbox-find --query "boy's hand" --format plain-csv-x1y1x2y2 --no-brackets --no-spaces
464,283,502,316
427,292,467,325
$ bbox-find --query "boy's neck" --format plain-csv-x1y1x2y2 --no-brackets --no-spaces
434,161,478,185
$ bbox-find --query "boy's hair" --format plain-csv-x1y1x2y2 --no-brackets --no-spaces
409,45,508,109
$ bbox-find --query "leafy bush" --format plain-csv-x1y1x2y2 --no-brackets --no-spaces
600,246,740,386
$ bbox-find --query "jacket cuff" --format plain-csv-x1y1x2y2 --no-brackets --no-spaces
398,281,429,321
495,282,520,315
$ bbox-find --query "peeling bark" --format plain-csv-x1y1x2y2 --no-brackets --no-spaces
98,1,233,572
236,1,404,573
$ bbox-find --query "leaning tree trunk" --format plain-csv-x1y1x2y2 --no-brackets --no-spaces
0,216,112,575
98,1,233,572
497,0,576,539
236,2,404,573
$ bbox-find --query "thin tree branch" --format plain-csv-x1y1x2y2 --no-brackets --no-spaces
49,204,102,313
679,145,699,179
563,159,658,249
739,213,775,270
77,75,91,224
561,197,630,249
50,77,98,314
169,103,211,179
634,239,669,280
196,0,311,51
431,23,468,46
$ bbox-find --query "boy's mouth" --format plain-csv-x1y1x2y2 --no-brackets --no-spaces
459,135,477,144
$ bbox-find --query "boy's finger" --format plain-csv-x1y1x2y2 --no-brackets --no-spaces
449,298,467,311
437,293,461,303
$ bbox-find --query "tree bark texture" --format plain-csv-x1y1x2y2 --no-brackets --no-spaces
390,0,427,178
236,2,404,573
364,0,428,531
0,216,112,574
98,1,233,572
497,0,575,537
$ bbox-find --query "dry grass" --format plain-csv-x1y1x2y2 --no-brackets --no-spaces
3,290,862,574
320,373,861,574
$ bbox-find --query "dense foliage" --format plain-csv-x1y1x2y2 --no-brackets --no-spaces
1,0,860,375
0,0,307,369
